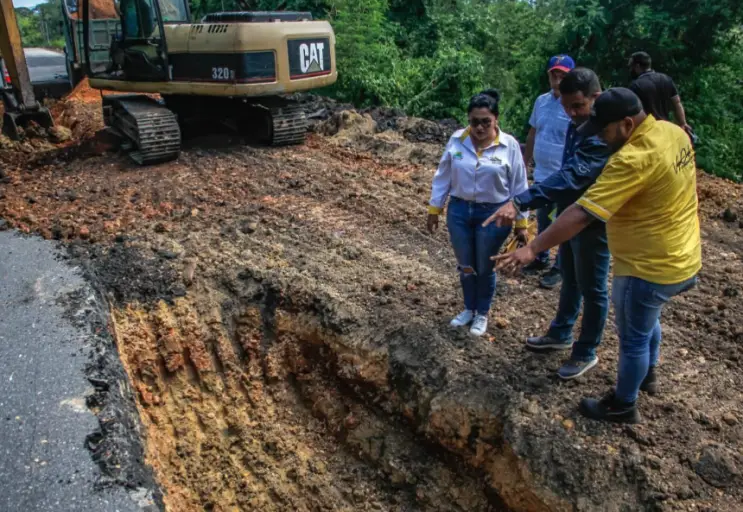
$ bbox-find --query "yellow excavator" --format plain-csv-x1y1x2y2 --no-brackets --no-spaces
76,0,337,164
1,0,335,161
0,0,55,139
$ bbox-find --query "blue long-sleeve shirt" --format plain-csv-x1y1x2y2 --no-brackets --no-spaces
514,123,612,213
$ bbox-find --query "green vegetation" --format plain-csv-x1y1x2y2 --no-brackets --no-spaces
14,0,743,179
15,2,66,50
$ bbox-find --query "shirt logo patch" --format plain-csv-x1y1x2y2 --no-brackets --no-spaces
453,151,464,160
673,146,694,174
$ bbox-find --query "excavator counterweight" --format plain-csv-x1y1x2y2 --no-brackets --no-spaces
0,0,53,140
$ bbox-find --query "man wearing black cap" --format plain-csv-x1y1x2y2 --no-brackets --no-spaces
494,88,702,424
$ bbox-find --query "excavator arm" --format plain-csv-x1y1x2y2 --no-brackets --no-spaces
0,0,53,139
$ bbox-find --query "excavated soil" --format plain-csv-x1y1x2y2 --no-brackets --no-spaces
68,0,119,19
1,90,742,512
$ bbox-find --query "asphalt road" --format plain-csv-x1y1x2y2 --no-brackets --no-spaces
24,48,68,83
0,231,155,512
1,48,68,83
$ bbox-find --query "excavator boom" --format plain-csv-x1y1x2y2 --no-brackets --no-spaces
0,0,53,139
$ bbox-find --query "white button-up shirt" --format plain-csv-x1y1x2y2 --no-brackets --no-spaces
429,128,529,226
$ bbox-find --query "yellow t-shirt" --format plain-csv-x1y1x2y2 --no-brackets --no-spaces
576,116,701,284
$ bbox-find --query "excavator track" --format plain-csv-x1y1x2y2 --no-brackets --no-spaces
160,95,307,147
266,102,307,146
103,95,181,165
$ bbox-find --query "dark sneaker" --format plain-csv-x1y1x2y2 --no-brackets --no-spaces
640,366,658,396
522,259,550,275
558,357,599,380
526,336,573,351
539,267,562,289
579,389,641,424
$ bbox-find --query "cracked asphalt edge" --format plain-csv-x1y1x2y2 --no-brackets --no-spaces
0,228,163,512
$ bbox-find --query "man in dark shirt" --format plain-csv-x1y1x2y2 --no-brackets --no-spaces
629,52,692,136
484,68,613,381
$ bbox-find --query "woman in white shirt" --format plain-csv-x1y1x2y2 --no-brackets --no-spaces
427,90,529,336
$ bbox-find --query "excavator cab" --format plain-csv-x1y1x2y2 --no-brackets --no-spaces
83,0,184,82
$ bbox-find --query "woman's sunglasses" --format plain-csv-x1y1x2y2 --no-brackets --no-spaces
469,117,493,128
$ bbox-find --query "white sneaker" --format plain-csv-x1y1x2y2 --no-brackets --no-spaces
450,310,475,328
470,315,488,337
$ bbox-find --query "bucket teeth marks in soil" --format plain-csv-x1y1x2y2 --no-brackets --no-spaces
112,292,489,512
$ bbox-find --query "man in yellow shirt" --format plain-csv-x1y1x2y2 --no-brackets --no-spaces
495,88,701,424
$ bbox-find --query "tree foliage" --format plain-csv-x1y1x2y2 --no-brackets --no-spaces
12,0,743,179
15,1,66,49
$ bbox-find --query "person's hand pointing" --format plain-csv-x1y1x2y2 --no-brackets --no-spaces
483,201,518,228
492,244,538,275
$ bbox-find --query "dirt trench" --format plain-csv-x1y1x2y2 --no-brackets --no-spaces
108,274,496,511
1,92,743,511
98,245,576,512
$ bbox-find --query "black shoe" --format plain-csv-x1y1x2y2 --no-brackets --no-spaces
522,259,550,275
526,335,573,351
579,389,641,424
640,366,658,396
557,356,599,380
539,267,562,289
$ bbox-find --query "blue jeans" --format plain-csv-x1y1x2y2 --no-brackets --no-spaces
535,204,558,268
547,221,610,362
613,275,698,402
447,197,512,315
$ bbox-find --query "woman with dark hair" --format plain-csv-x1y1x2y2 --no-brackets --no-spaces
427,89,529,337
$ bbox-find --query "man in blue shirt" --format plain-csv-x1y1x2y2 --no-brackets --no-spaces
523,55,575,289
484,68,613,380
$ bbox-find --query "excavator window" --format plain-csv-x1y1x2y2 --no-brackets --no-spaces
158,0,189,23
81,0,184,81
82,0,166,81
120,0,157,39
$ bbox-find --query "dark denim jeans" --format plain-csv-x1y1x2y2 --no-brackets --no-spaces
447,197,512,315
535,204,559,269
613,274,698,402
547,221,610,362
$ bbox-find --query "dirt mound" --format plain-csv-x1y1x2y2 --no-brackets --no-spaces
48,78,114,141
69,0,118,19
49,78,162,143
316,110,444,167
298,94,461,145
64,77,107,104
0,124,61,171
362,106,460,144
294,93,354,127
316,110,377,138
53,98,104,141
397,116,458,144
697,172,743,223
1,96,742,511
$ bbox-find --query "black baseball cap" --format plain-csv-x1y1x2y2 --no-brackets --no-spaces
577,87,644,137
